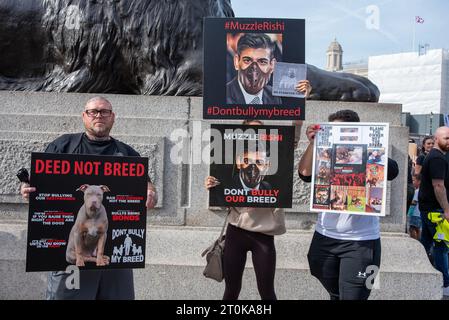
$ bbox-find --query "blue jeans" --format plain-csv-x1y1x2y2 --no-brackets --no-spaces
420,210,449,287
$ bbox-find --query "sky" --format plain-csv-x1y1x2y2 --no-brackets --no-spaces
232,0,449,68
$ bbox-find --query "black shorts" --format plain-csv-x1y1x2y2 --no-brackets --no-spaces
307,231,381,300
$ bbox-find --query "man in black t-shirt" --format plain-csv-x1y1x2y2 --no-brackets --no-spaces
20,96,158,300
418,126,449,296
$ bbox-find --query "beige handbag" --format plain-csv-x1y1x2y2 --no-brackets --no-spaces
201,209,230,282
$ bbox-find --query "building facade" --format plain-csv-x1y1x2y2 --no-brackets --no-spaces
368,49,449,115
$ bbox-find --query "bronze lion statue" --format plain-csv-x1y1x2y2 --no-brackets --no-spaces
0,0,379,101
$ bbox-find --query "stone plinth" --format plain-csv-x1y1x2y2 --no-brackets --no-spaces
0,91,441,299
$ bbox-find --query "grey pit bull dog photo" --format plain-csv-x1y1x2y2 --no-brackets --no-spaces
66,184,110,267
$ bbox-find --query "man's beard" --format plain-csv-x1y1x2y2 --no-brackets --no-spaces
240,164,264,188
238,62,271,95
437,141,449,152
88,123,111,139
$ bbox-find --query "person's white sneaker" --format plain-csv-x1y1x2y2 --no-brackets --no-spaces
443,286,449,296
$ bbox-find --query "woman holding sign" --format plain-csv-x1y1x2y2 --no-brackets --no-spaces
298,109,399,300
205,80,311,300
205,119,285,301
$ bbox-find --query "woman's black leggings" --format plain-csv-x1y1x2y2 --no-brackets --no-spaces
223,224,277,300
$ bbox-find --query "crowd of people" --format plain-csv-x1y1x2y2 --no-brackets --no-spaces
16,31,449,301
407,133,449,297
18,96,449,300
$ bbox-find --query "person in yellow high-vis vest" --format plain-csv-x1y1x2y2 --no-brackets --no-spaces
428,212,449,248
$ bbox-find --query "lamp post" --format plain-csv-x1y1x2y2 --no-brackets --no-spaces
429,112,434,135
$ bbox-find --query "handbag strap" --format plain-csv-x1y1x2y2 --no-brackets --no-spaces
201,208,231,257
218,207,231,239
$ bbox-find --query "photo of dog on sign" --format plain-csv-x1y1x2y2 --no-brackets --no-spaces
66,184,110,267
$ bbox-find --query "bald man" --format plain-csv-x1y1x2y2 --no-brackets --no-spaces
20,96,157,300
418,126,449,296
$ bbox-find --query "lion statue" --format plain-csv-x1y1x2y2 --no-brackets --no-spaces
0,0,379,101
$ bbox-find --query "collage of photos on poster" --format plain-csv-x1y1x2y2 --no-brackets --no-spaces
311,123,389,216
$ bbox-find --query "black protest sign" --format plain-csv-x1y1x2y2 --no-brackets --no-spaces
26,152,148,272
209,124,294,208
203,17,305,120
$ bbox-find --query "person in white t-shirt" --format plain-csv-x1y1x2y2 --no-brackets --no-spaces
297,110,399,300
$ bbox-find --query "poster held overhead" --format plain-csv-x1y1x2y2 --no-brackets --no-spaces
203,17,306,120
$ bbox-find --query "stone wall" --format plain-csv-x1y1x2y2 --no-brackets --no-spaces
0,92,408,232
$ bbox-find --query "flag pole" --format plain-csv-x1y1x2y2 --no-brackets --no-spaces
412,16,416,52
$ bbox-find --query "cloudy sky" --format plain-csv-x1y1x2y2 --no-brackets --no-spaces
232,0,449,68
